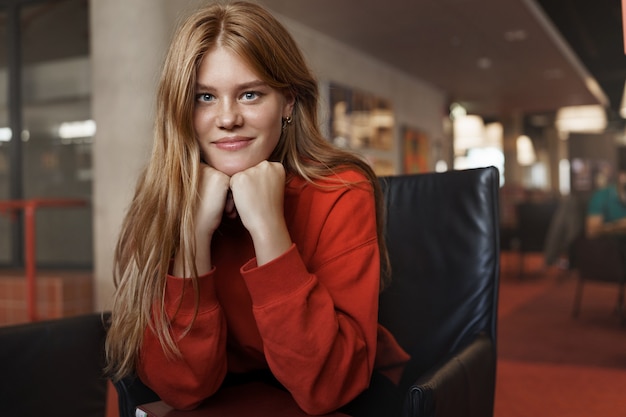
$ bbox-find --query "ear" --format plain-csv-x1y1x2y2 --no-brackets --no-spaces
283,92,295,117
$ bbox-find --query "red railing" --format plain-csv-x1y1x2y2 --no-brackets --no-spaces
0,198,89,321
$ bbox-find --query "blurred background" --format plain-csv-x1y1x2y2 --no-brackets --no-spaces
2,1,626,416
0,0,624,319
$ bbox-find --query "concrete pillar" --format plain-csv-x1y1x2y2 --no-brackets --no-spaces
90,0,169,310
502,112,524,187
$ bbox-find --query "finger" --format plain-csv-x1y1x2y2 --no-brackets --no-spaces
224,191,238,219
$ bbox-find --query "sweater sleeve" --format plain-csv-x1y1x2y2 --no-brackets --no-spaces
137,269,228,410
241,182,381,414
587,188,606,217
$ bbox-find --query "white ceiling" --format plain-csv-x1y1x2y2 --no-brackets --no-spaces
258,0,609,119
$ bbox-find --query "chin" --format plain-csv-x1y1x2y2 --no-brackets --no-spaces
215,162,253,177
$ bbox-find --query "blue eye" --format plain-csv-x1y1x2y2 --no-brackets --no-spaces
196,93,214,102
242,91,259,101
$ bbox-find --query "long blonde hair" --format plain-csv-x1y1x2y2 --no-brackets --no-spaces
105,0,389,381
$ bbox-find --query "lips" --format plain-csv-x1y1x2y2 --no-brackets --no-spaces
212,136,253,151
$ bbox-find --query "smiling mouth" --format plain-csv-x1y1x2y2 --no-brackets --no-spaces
213,137,252,151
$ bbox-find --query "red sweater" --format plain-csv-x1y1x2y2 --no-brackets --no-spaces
138,170,410,414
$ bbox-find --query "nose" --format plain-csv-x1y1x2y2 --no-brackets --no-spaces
216,100,242,130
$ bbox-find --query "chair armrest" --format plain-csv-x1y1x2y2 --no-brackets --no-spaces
402,334,496,417
0,313,109,417
113,375,160,417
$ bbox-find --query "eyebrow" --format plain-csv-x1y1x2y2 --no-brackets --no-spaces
195,80,268,91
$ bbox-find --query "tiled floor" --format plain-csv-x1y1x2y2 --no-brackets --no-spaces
0,270,93,326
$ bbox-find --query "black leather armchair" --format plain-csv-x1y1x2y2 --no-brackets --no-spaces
0,313,110,417
114,166,501,417
379,166,500,417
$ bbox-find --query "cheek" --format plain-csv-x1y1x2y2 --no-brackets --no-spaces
193,109,208,135
266,120,283,150
193,114,209,154
247,110,281,136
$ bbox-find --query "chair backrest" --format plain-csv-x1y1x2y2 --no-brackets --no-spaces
515,200,559,253
571,235,626,283
378,167,500,390
0,313,110,417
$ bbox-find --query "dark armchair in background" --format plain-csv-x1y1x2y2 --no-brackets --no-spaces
543,192,626,326
570,235,626,326
0,313,110,417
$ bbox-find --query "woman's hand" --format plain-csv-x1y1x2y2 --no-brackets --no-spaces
173,164,230,277
196,165,232,235
230,161,292,265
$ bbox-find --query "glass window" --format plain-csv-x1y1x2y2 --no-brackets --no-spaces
21,0,92,267
0,0,93,268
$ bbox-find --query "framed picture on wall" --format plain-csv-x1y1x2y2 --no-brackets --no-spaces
402,126,429,174
328,82,395,175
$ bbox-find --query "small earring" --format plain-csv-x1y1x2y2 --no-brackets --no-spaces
282,116,292,130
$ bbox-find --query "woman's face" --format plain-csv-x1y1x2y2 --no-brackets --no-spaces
193,46,294,176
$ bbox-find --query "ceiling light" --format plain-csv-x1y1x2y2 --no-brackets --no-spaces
449,102,467,120
58,120,96,139
504,29,527,42
555,105,607,135
453,114,485,155
516,135,536,166
484,122,503,150
0,128,11,142
477,57,492,69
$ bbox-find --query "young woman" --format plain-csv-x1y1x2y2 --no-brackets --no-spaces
105,2,409,415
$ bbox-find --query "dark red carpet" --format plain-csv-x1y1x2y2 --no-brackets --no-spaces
495,252,626,417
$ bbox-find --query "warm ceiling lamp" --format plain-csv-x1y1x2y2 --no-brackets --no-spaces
453,114,485,155
555,105,607,137
516,135,536,166
484,122,503,150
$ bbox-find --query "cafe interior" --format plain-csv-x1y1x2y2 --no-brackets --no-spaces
0,0,625,416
